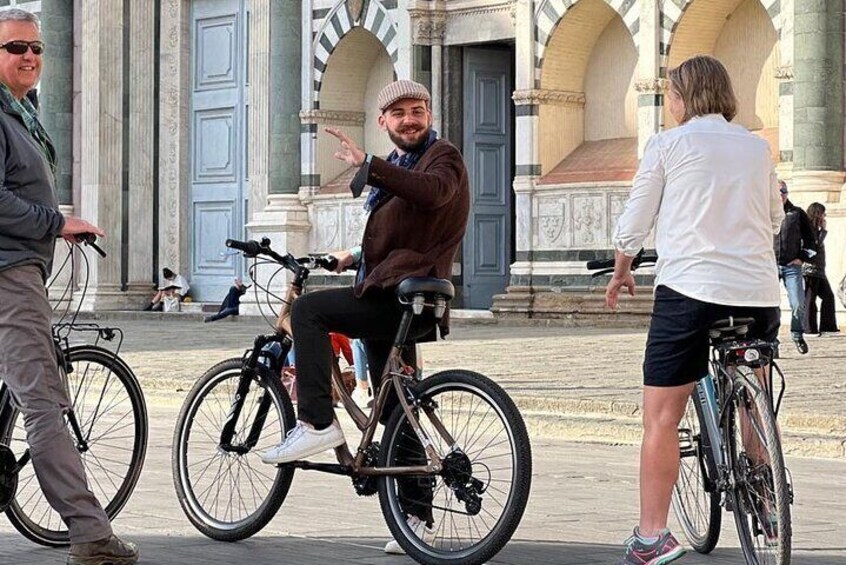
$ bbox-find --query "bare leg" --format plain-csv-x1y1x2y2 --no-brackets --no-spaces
639,383,696,536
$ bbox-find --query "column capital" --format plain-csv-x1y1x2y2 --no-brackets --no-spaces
634,78,668,94
512,89,585,108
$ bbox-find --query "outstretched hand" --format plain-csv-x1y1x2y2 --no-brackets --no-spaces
325,127,366,167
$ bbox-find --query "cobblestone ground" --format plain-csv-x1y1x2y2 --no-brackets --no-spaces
1,400,844,564
65,317,846,455
1,317,844,564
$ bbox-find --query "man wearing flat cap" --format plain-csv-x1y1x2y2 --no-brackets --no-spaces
262,79,470,553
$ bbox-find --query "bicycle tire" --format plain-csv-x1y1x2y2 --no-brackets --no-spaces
726,367,792,565
672,394,721,553
378,369,532,565
1,346,148,547
172,358,296,541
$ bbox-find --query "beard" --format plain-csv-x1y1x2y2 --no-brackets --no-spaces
387,124,431,153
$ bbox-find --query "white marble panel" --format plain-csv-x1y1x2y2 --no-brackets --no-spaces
572,195,606,248
536,196,568,249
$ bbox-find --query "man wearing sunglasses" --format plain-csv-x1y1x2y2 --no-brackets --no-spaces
0,8,138,564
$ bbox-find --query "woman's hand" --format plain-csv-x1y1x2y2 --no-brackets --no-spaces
605,272,636,310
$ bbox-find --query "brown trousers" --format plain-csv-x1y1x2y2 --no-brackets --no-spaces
0,265,111,543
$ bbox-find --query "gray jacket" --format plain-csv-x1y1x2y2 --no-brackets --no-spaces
0,95,64,279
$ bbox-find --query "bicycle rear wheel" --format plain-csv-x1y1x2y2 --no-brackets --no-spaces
378,370,532,565
727,367,791,565
0,346,148,547
672,394,721,553
172,358,296,541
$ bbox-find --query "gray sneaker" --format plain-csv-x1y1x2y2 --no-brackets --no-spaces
67,535,139,565
616,528,685,565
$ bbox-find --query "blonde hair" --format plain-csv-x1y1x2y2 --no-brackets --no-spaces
668,55,737,123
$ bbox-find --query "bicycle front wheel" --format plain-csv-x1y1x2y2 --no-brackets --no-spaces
378,370,532,565
672,394,721,553
0,346,148,547
172,358,296,541
727,367,792,565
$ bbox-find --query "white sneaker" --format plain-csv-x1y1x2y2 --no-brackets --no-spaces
351,387,371,409
261,420,345,464
384,516,436,555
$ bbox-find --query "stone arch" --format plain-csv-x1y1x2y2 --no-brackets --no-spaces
537,0,638,178
312,0,399,108
534,0,640,79
660,0,781,72
663,0,780,142
313,27,395,190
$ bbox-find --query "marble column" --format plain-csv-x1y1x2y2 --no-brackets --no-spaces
493,0,537,317
40,1,75,308
78,0,125,310
125,0,156,305
243,0,308,313
40,0,74,206
635,0,663,158
791,0,845,198
431,43,443,133
158,0,192,281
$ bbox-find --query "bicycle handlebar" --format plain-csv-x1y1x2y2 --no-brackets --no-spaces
586,250,658,276
77,233,107,258
226,238,346,274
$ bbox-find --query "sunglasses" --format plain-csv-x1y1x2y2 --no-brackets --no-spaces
0,40,44,55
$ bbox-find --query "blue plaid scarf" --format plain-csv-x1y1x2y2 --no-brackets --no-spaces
363,129,438,212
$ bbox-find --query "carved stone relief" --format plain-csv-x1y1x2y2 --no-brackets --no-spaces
343,203,367,248
572,196,605,247
537,197,568,248
315,206,340,250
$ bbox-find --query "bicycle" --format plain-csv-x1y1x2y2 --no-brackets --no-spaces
588,252,793,565
0,235,149,546
172,237,532,565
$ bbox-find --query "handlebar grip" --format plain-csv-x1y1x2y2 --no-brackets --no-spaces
586,258,614,271
226,239,262,257
77,233,107,258
319,255,339,272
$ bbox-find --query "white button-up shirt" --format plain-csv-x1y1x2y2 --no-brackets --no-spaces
613,114,784,307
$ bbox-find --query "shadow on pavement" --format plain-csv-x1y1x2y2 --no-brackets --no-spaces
3,534,845,565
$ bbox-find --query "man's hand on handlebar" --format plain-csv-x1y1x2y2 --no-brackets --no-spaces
61,216,105,243
328,249,356,274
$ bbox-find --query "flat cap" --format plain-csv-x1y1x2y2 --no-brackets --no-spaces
377,79,431,111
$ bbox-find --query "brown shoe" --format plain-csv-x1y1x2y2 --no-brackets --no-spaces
67,535,139,565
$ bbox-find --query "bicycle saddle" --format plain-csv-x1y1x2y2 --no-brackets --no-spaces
396,277,455,301
708,317,756,340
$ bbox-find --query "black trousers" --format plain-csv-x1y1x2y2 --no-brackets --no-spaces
291,286,435,523
804,275,839,333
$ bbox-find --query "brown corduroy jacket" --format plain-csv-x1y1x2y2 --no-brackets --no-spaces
354,139,470,335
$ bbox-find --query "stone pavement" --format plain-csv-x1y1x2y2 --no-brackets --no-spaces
2,399,844,564
64,316,846,457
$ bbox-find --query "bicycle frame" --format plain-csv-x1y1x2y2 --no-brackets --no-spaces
218,261,453,478
691,337,785,497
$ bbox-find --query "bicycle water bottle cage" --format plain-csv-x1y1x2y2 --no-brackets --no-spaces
396,277,455,319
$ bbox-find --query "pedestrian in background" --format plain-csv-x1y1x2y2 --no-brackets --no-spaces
803,202,840,336
776,181,817,354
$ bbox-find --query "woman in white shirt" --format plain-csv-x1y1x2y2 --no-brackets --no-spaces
607,55,784,565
